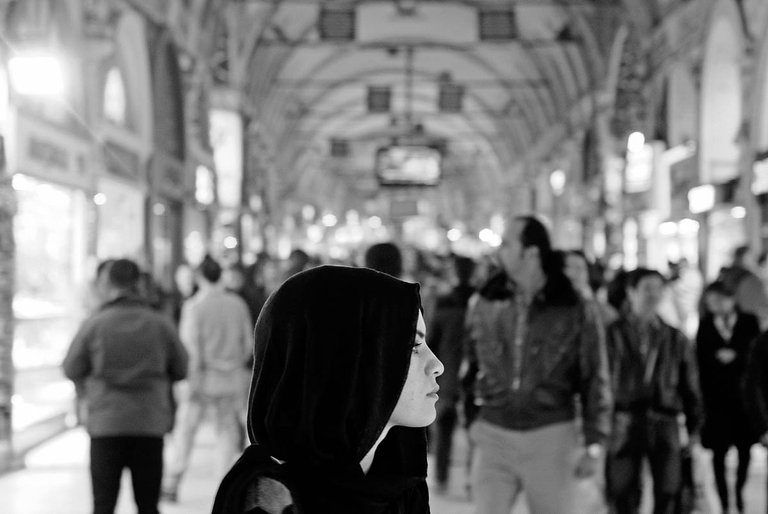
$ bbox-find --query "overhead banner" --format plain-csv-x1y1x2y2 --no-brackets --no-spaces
210,109,243,209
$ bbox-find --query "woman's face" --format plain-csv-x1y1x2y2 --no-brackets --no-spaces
565,254,590,293
388,312,444,427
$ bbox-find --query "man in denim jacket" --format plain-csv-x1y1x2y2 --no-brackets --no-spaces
464,215,612,514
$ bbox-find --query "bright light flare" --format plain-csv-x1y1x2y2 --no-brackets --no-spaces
447,228,462,242
322,214,338,227
731,206,746,219
8,53,66,97
627,132,645,153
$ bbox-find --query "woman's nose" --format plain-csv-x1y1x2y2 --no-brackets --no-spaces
429,349,444,377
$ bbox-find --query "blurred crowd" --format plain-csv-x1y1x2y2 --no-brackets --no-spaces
64,222,768,514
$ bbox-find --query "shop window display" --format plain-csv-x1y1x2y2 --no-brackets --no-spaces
13,175,88,370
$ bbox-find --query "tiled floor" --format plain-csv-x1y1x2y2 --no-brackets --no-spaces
1,424,767,513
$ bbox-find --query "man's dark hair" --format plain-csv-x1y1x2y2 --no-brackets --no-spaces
703,280,735,298
626,268,665,290
108,259,140,290
515,216,578,306
454,255,476,285
364,242,403,278
96,259,115,279
734,245,751,265
198,254,223,283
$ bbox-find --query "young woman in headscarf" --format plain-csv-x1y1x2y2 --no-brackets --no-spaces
212,265,444,513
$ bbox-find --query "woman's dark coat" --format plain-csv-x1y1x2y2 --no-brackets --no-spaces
212,265,430,514
696,311,760,448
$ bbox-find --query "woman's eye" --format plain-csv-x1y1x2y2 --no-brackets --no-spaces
412,342,423,354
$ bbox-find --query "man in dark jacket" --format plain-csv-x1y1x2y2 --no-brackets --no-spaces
605,268,702,514
464,215,612,514
743,311,768,511
63,259,189,514
428,255,476,492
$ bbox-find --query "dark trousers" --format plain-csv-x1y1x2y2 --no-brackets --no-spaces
606,412,681,514
711,443,751,512
434,406,458,485
90,436,164,514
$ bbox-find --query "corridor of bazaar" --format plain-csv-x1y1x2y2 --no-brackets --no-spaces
2,0,768,513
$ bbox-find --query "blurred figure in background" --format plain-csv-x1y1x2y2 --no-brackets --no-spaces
251,253,281,298
162,255,253,503
604,268,702,514
364,241,404,278
428,255,476,493
743,308,768,512
222,263,262,327
563,249,617,325
169,263,196,325
667,258,703,338
696,281,759,514
718,245,768,329
63,259,188,514
464,216,611,514
283,249,311,280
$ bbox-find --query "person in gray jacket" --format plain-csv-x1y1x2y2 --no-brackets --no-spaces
63,259,188,514
162,254,253,502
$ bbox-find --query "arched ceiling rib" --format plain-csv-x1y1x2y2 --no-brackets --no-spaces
189,0,643,220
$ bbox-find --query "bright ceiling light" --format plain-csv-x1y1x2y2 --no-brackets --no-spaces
549,169,566,196
678,218,700,236
322,213,338,227
447,228,462,242
627,132,645,153
658,221,678,236
8,53,66,97
731,206,746,219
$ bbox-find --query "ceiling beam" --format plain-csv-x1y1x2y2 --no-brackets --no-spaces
272,77,549,89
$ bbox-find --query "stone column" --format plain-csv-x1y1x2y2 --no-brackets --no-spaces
0,135,15,470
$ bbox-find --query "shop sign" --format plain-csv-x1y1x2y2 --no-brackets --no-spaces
210,109,243,209
104,139,141,180
150,151,185,199
195,165,215,206
624,144,654,194
12,112,90,188
670,154,698,217
752,154,768,195
688,184,715,214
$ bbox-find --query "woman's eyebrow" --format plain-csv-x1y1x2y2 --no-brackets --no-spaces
416,330,426,339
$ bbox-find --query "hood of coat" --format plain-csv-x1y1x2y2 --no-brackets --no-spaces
247,265,424,475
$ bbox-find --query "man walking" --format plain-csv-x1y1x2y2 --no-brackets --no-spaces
162,255,253,502
604,268,702,514
464,215,612,514
63,259,188,514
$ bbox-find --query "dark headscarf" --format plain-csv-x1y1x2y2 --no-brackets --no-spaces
212,265,429,513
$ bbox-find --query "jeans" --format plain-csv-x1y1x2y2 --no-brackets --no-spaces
605,411,681,514
90,436,163,514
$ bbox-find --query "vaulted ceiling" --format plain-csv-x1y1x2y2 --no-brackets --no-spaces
175,0,668,225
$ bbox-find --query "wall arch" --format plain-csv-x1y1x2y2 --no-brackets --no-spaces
114,10,154,149
699,0,743,183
